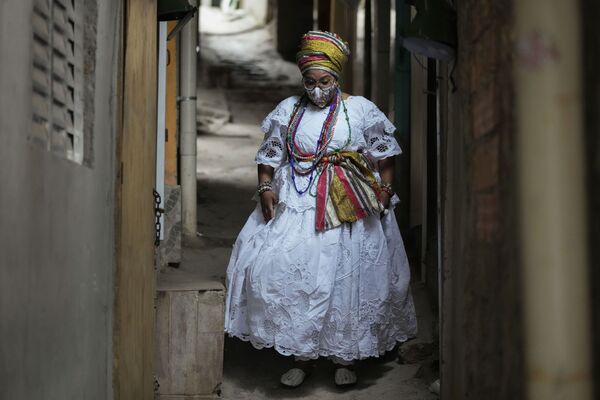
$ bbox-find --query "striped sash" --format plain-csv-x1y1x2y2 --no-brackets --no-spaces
315,151,384,231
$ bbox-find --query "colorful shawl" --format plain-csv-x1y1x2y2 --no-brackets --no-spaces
315,151,384,231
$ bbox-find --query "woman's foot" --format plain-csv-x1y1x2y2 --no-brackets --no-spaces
280,360,313,388
334,366,357,386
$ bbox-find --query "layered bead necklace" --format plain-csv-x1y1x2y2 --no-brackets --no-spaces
286,87,352,195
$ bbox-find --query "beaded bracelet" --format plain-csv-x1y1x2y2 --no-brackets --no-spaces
258,186,272,195
257,181,273,195
380,182,394,196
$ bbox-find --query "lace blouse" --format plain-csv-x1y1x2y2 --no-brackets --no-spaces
256,95,401,167
255,95,401,212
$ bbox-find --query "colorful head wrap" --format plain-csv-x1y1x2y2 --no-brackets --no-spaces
296,31,351,79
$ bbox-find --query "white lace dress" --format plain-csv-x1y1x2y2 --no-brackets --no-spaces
224,95,417,361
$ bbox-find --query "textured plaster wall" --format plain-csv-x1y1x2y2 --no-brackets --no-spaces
0,1,121,398
441,0,525,398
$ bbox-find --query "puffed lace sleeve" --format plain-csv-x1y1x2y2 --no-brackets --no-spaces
360,97,402,161
255,96,298,168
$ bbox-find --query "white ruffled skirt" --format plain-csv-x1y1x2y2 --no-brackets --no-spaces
224,184,418,361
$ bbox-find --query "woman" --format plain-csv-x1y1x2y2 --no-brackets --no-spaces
224,30,417,387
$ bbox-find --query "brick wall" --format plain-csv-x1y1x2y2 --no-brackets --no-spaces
442,0,525,398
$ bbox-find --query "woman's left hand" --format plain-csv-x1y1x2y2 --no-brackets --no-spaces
379,192,391,215
377,158,395,218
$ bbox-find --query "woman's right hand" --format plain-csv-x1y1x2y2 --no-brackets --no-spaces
260,190,278,222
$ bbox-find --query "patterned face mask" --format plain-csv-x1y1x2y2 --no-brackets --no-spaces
306,84,337,108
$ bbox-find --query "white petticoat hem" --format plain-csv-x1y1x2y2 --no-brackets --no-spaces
224,329,414,361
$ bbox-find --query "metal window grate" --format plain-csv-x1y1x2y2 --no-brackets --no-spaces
31,0,84,164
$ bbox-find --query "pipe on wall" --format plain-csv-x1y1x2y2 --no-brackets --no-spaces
515,1,593,398
180,7,199,238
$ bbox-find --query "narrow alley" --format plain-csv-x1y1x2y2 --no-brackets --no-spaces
3,1,600,399
190,6,437,399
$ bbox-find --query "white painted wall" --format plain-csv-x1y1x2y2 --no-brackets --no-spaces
0,1,122,398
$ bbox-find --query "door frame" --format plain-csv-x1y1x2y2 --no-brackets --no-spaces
113,1,158,398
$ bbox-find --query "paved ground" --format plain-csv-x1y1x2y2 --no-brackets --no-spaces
193,6,438,399
222,337,434,400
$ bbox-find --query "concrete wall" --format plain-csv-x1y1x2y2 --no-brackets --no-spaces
441,0,525,398
0,1,122,398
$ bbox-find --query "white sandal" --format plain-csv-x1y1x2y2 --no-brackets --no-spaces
334,367,357,386
280,368,308,387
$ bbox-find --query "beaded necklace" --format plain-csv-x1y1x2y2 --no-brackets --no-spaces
286,87,352,194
